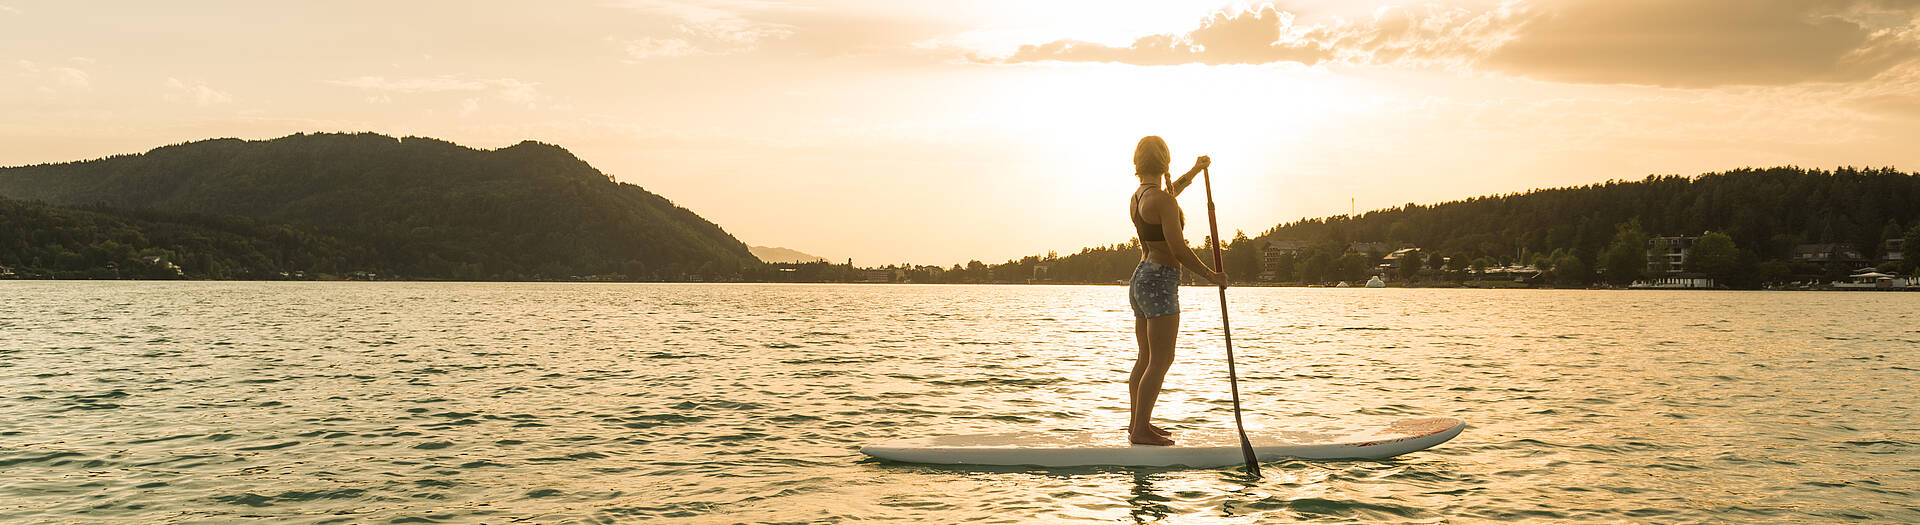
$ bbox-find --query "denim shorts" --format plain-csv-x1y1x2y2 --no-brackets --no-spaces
1129,261,1180,319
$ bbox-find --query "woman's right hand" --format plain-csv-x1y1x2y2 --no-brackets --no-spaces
1209,270,1229,286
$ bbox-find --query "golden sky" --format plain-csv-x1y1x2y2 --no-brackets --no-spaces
5,1,1919,265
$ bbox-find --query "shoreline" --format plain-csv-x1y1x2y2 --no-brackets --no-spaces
4,277,1914,291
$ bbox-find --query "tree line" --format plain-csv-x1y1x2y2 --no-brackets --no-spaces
0,132,762,280
940,166,1920,288
7,156,1914,287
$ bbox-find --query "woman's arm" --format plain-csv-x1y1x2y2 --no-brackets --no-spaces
1166,156,1211,197
1151,192,1226,285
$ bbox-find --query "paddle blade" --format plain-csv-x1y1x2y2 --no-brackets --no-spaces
1239,434,1262,477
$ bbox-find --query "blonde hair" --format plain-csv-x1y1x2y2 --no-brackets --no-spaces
1134,135,1172,188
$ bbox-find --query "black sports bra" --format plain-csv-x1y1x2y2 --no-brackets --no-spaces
1130,185,1179,242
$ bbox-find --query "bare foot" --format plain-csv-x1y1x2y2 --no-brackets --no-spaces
1121,424,1174,437
1129,427,1174,446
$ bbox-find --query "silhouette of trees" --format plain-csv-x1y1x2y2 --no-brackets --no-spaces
1240,167,1918,287
0,133,761,280
8,144,1915,288
1600,220,1648,286
0,197,357,279
1397,250,1423,281
1688,231,1739,283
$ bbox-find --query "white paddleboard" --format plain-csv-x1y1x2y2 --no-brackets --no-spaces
861,417,1464,467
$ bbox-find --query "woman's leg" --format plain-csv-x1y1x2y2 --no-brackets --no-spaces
1129,313,1179,445
1130,317,1148,425
1129,318,1172,437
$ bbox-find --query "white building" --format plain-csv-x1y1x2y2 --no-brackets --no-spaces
1645,235,1699,274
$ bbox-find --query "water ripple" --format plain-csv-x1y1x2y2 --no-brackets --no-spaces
0,282,1915,522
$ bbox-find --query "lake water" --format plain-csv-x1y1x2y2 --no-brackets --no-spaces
2,282,1916,523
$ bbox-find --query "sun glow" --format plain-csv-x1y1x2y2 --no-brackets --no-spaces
8,1,1918,265
955,61,1389,242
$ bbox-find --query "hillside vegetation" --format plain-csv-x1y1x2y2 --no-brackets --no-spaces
948,167,1920,287
0,133,758,280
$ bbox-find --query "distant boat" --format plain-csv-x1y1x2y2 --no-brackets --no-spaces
1335,281,1351,288
1366,276,1386,288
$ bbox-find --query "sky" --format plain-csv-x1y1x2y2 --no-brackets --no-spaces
4,1,1919,266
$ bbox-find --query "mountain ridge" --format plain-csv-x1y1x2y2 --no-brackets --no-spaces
750,246,828,264
0,132,759,280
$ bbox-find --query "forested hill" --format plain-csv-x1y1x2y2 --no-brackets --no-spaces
0,197,363,279
1254,166,1918,262
953,166,1919,287
0,132,758,280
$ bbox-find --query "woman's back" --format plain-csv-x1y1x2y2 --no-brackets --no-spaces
1131,186,1181,267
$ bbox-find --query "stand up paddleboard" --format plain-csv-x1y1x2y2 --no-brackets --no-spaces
861,417,1464,468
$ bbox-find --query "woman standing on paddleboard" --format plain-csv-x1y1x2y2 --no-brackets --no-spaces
1127,136,1226,446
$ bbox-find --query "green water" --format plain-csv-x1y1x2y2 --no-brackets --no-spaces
2,282,1915,522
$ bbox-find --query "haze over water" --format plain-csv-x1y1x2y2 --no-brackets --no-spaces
2,282,1916,522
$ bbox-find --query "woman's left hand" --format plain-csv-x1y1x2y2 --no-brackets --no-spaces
1193,156,1211,170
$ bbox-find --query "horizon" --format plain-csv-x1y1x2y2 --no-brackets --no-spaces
6,1,1919,265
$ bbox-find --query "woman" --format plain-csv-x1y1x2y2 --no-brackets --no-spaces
1127,135,1226,446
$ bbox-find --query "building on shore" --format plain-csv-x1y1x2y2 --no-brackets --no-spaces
141,256,185,277
1384,247,1421,269
1884,238,1905,263
1263,240,1308,258
1259,240,1310,281
1032,263,1051,282
1486,264,1543,282
1347,241,1392,256
1645,235,1700,274
1630,274,1716,289
1791,243,1868,265
1834,271,1914,290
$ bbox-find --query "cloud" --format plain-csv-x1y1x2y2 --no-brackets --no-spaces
327,75,544,109
0,4,19,15
16,59,92,92
330,76,495,92
1484,0,1920,87
605,0,794,60
999,6,1334,66
164,78,231,106
619,36,703,59
612,0,793,43
996,4,1517,68
1845,62,1920,118
995,1,1920,88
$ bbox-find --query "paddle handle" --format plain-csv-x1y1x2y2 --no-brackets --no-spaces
1202,168,1224,283
1201,166,1261,478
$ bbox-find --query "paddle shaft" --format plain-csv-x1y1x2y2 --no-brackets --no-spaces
1200,166,1261,478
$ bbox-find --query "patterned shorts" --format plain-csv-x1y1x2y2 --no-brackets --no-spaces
1129,261,1181,319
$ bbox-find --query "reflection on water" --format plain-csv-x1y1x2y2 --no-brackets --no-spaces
0,281,1915,522
1129,472,1171,523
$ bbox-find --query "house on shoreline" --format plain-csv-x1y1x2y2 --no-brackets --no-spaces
1383,247,1422,272
1630,274,1716,289
1259,240,1310,281
1835,271,1904,289
1791,243,1868,265
1646,235,1699,275
1347,241,1392,256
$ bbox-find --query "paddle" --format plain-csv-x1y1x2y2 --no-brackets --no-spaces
1200,165,1261,478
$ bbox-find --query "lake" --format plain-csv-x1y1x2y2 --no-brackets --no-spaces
2,282,1916,523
